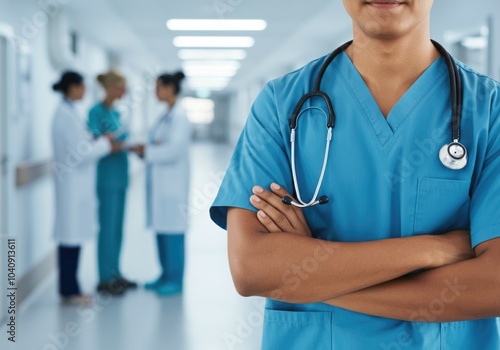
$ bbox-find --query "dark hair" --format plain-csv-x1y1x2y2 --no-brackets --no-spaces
157,71,186,95
52,71,84,96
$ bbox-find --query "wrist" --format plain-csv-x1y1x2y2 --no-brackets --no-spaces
425,234,452,268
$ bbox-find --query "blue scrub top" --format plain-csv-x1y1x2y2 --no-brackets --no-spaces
88,103,129,190
210,52,500,349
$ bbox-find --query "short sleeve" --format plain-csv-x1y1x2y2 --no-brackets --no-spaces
470,111,500,248
88,107,103,137
210,82,293,230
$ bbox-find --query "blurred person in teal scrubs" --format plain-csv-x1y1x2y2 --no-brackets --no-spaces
88,70,137,295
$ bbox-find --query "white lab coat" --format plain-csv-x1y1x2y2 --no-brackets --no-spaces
52,100,111,245
145,103,191,234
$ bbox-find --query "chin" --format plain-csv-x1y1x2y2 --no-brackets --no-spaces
361,21,412,40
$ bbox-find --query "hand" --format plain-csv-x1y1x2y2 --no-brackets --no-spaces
110,140,124,152
250,183,312,237
103,133,116,141
435,230,475,267
130,144,145,158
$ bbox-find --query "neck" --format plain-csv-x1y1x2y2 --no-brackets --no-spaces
103,96,115,108
346,26,440,88
166,96,177,108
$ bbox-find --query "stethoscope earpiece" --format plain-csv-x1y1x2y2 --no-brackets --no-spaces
439,141,468,170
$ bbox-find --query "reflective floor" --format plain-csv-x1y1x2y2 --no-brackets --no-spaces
1,142,263,350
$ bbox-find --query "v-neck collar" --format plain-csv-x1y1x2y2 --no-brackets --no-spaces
333,52,448,145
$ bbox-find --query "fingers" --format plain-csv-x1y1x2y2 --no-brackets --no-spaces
267,183,309,226
251,184,303,231
250,192,294,232
256,210,282,233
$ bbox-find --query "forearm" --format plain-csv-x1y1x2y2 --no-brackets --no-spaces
324,249,500,322
229,211,448,303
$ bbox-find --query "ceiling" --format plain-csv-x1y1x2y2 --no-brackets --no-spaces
65,0,353,94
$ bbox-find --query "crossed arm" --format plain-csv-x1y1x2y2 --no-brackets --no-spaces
227,184,500,322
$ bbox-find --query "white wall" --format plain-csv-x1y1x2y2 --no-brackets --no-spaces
0,0,63,280
0,0,148,283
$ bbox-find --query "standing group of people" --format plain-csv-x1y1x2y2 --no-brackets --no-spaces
51,69,191,305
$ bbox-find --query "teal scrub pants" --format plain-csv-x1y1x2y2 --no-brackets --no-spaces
97,189,126,283
156,233,185,285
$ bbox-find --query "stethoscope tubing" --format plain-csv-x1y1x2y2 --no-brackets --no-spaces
285,40,467,208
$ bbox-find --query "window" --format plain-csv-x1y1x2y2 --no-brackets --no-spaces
182,97,215,125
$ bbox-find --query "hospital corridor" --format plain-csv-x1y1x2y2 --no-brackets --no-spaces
1,1,500,350
2,143,264,350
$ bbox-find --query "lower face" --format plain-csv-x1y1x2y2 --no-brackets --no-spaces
342,0,433,40
108,83,126,100
156,83,170,101
70,84,85,100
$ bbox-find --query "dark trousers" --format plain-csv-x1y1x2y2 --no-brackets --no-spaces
58,245,81,297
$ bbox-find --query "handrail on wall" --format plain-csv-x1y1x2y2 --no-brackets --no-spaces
15,159,53,187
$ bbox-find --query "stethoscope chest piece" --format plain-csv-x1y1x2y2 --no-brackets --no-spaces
439,141,468,170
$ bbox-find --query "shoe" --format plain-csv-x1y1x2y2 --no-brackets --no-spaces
117,277,138,289
144,277,166,291
97,279,126,296
62,294,93,306
156,282,182,297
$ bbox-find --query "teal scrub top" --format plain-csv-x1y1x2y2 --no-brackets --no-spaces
88,103,129,190
210,52,500,350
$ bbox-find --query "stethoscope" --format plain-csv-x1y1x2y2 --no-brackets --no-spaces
282,40,468,208
149,107,174,142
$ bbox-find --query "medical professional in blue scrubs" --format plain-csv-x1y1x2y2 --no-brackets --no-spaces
131,72,191,296
210,1,500,349
88,70,137,295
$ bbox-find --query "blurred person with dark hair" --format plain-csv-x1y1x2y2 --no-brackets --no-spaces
131,71,192,296
51,71,122,305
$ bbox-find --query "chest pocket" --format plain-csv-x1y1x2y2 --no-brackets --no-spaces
413,177,471,235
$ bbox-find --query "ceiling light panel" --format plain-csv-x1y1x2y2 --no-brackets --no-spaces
167,19,267,31
178,49,247,60
173,36,255,48
183,60,241,70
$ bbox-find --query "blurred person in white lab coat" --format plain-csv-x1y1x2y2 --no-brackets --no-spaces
51,71,123,304
131,71,191,297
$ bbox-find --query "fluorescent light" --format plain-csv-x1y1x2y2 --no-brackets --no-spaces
185,70,237,77
187,78,231,90
190,86,226,92
173,36,255,48
178,49,247,60
183,60,241,70
183,61,240,77
167,19,267,31
182,97,215,124
187,77,231,87
462,36,488,50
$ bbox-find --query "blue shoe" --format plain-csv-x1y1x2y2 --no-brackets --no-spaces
156,282,182,297
144,277,166,291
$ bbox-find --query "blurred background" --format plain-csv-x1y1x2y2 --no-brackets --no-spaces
0,0,499,349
